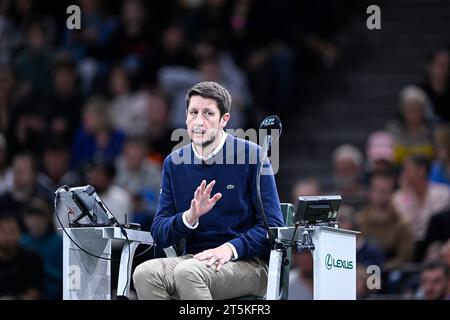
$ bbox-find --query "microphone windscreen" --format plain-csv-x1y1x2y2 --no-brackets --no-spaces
259,115,282,136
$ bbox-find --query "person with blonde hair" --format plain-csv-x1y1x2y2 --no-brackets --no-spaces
385,85,434,165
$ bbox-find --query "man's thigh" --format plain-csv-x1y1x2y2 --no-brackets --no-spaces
134,255,192,296
175,257,268,299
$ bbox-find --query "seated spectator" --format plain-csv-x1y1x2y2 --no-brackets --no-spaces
72,96,126,172
60,0,119,64
114,136,162,211
392,156,450,243
416,260,449,300
0,212,43,300
14,21,52,95
48,55,85,142
0,66,16,133
150,22,196,72
441,238,450,266
429,124,450,186
0,133,12,195
38,137,81,199
385,85,434,165
110,0,157,82
290,177,321,204
440,239,450,299
86,159,132,225
338,205,385,268
288,251,313,300
356,263,372,300
108,65,150,137
421,208,450,260
423,241,444,262
357,172,414,269
331,144,367,210
6,90,50,156
364,131,396,185
20,198,62,300
0,152,49,231
419,49,450,123
145,89,174,163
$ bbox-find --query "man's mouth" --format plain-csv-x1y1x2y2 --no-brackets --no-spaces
193,129,206,135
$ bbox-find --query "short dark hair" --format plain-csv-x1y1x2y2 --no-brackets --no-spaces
124,136,148,149
185,81,231,117
13,152,38,173
88,158,116,180
371,171,396,183
410,155,431,176
422,260,449,279
0,211,17,222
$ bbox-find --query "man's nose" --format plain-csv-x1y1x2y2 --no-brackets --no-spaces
194,113,205,125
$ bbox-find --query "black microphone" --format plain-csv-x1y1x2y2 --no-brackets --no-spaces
259,115,282,157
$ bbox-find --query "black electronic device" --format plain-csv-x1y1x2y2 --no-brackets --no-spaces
56,185,116,227
293,195,341,226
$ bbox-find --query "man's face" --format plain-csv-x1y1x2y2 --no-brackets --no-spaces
421,269,448,300
186,95,229,148
0,218,20,254
402,159,425,186
13,156,36,190
43,150,70,180
124,143,146,170
369,176,394,208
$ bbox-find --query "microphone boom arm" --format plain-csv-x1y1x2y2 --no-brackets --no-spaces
256,135,278,249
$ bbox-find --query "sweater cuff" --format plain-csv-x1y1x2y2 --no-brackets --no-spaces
225,242,238,260
182,211,199,229
173,211,197,236
228,238,244,260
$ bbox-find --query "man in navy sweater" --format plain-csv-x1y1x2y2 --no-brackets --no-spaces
133,81,284,299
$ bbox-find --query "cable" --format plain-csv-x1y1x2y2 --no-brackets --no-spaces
289,222,300,248
133,243,154,258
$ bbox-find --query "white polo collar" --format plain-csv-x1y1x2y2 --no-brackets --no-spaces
192,131,228,161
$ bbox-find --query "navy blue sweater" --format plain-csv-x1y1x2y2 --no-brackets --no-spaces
151,134,285,260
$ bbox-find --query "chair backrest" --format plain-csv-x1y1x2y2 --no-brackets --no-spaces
281,203,295,227
279,203,294,300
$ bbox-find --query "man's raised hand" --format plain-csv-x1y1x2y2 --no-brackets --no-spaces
185,180,222,225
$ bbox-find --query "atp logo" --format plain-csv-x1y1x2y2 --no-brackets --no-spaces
261,118,275,127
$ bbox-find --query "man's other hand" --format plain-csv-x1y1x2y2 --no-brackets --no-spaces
193,244,233,272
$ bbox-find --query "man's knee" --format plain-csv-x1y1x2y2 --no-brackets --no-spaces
133,259,163,286
173,259,208,285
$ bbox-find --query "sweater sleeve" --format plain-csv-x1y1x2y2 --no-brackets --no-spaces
228,159,285,259
150,158,196,248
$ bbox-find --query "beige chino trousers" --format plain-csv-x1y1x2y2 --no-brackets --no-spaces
133,254,268,300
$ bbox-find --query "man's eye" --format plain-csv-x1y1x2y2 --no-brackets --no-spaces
206,112,214,116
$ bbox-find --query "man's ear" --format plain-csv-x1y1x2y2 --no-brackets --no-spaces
221,113,230,128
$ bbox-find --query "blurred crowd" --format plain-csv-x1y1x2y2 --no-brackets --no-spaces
0,0,449,301
289,48,450,300
0,0,355,300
